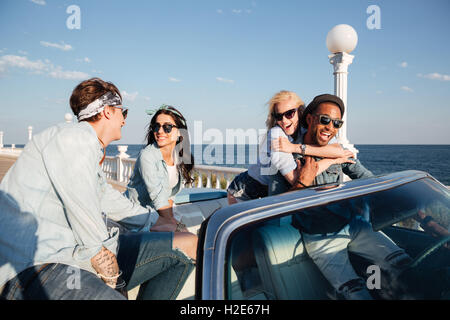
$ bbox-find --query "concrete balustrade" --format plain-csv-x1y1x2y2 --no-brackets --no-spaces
102,146,246,190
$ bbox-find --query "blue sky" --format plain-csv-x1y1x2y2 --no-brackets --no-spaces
1,0,449,145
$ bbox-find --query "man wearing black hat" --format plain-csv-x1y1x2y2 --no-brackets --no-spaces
273,94,412,299
269,93,371,194
299,93,372,185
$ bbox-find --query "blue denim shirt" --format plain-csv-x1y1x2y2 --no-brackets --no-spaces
269,130,373,195
0,122,157,287
125,143,181,211
312,157,373,185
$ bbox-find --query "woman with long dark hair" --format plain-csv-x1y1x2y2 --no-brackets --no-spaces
125,105,194,231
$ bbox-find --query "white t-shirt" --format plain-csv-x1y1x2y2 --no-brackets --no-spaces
248,125,306,185
167,163,179,190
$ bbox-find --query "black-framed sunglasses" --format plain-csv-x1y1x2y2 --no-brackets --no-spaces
151,123,178,134
112,106,128,119
273,107,298,122
314,114,344,128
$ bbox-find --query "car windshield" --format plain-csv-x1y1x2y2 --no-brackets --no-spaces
225,177,450,300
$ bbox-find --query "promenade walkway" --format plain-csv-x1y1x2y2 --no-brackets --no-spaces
0,155,126,193
0,155,17,182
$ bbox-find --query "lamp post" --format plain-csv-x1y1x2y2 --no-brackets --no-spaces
326,24,358,157
28,126,33,141
65,113,73,123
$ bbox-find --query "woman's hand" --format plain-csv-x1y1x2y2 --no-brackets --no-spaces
272,137,296,153
150,215,178,232
328,143,355,159
333,156,356,165
322,143,355,158
150,215,189,233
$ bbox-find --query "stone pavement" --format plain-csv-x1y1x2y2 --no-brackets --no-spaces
0,155,17,182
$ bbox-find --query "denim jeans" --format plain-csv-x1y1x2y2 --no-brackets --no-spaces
117,232,194,300
227,171,268,201
268,172,291,196
0,232,194,300
302,215,409,299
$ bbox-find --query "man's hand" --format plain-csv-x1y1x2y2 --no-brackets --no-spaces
291,157,318,190
91,246,120,288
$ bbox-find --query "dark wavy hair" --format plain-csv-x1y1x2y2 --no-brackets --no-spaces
145,106,194,185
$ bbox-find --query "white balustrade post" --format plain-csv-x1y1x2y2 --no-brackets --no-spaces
226,174,231,189
0,131,3,149
65,113,73,123
27,126,33,141
215,172,221,189
206,172,212,188
197,171,203,188
116,145,130,182
327,24,359,157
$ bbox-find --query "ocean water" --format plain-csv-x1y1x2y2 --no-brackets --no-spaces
107,144,450,186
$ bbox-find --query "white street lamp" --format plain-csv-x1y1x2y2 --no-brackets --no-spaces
65,113,73,123
28,126,33,141
326,24,358,156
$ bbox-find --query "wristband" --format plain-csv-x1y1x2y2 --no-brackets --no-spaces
97,270,122,280
297,179,308,188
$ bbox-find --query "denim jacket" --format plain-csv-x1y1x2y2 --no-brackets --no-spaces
269,128,373,195
0,122,157,287
125,143,182,211
312,158,373,185
291,130,373,185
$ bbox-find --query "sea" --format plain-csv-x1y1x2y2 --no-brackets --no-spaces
105,144,450,186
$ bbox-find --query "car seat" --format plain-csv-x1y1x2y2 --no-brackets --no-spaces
252,216,334,299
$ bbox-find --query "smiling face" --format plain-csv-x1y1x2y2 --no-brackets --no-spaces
153,113,179,149
305,102,342,146
274,98,299,137
108,105,126,141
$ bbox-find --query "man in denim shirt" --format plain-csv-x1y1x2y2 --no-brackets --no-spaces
273,94,411,299
0,78,196,300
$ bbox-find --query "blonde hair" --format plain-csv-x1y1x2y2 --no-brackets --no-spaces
265,90,305,130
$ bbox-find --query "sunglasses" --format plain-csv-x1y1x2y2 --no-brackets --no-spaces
112,106,128,119
151,123,178,134
314,114,344,128
273,108,298,122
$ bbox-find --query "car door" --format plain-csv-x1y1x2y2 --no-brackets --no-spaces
195,170,450,300
194,180,367,300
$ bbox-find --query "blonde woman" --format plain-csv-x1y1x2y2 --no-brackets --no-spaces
227,90,354,204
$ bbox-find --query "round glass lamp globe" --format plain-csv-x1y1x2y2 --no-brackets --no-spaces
326,24,358,54
64,113,73,122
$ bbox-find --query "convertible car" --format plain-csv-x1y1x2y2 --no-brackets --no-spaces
133,170,450,300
